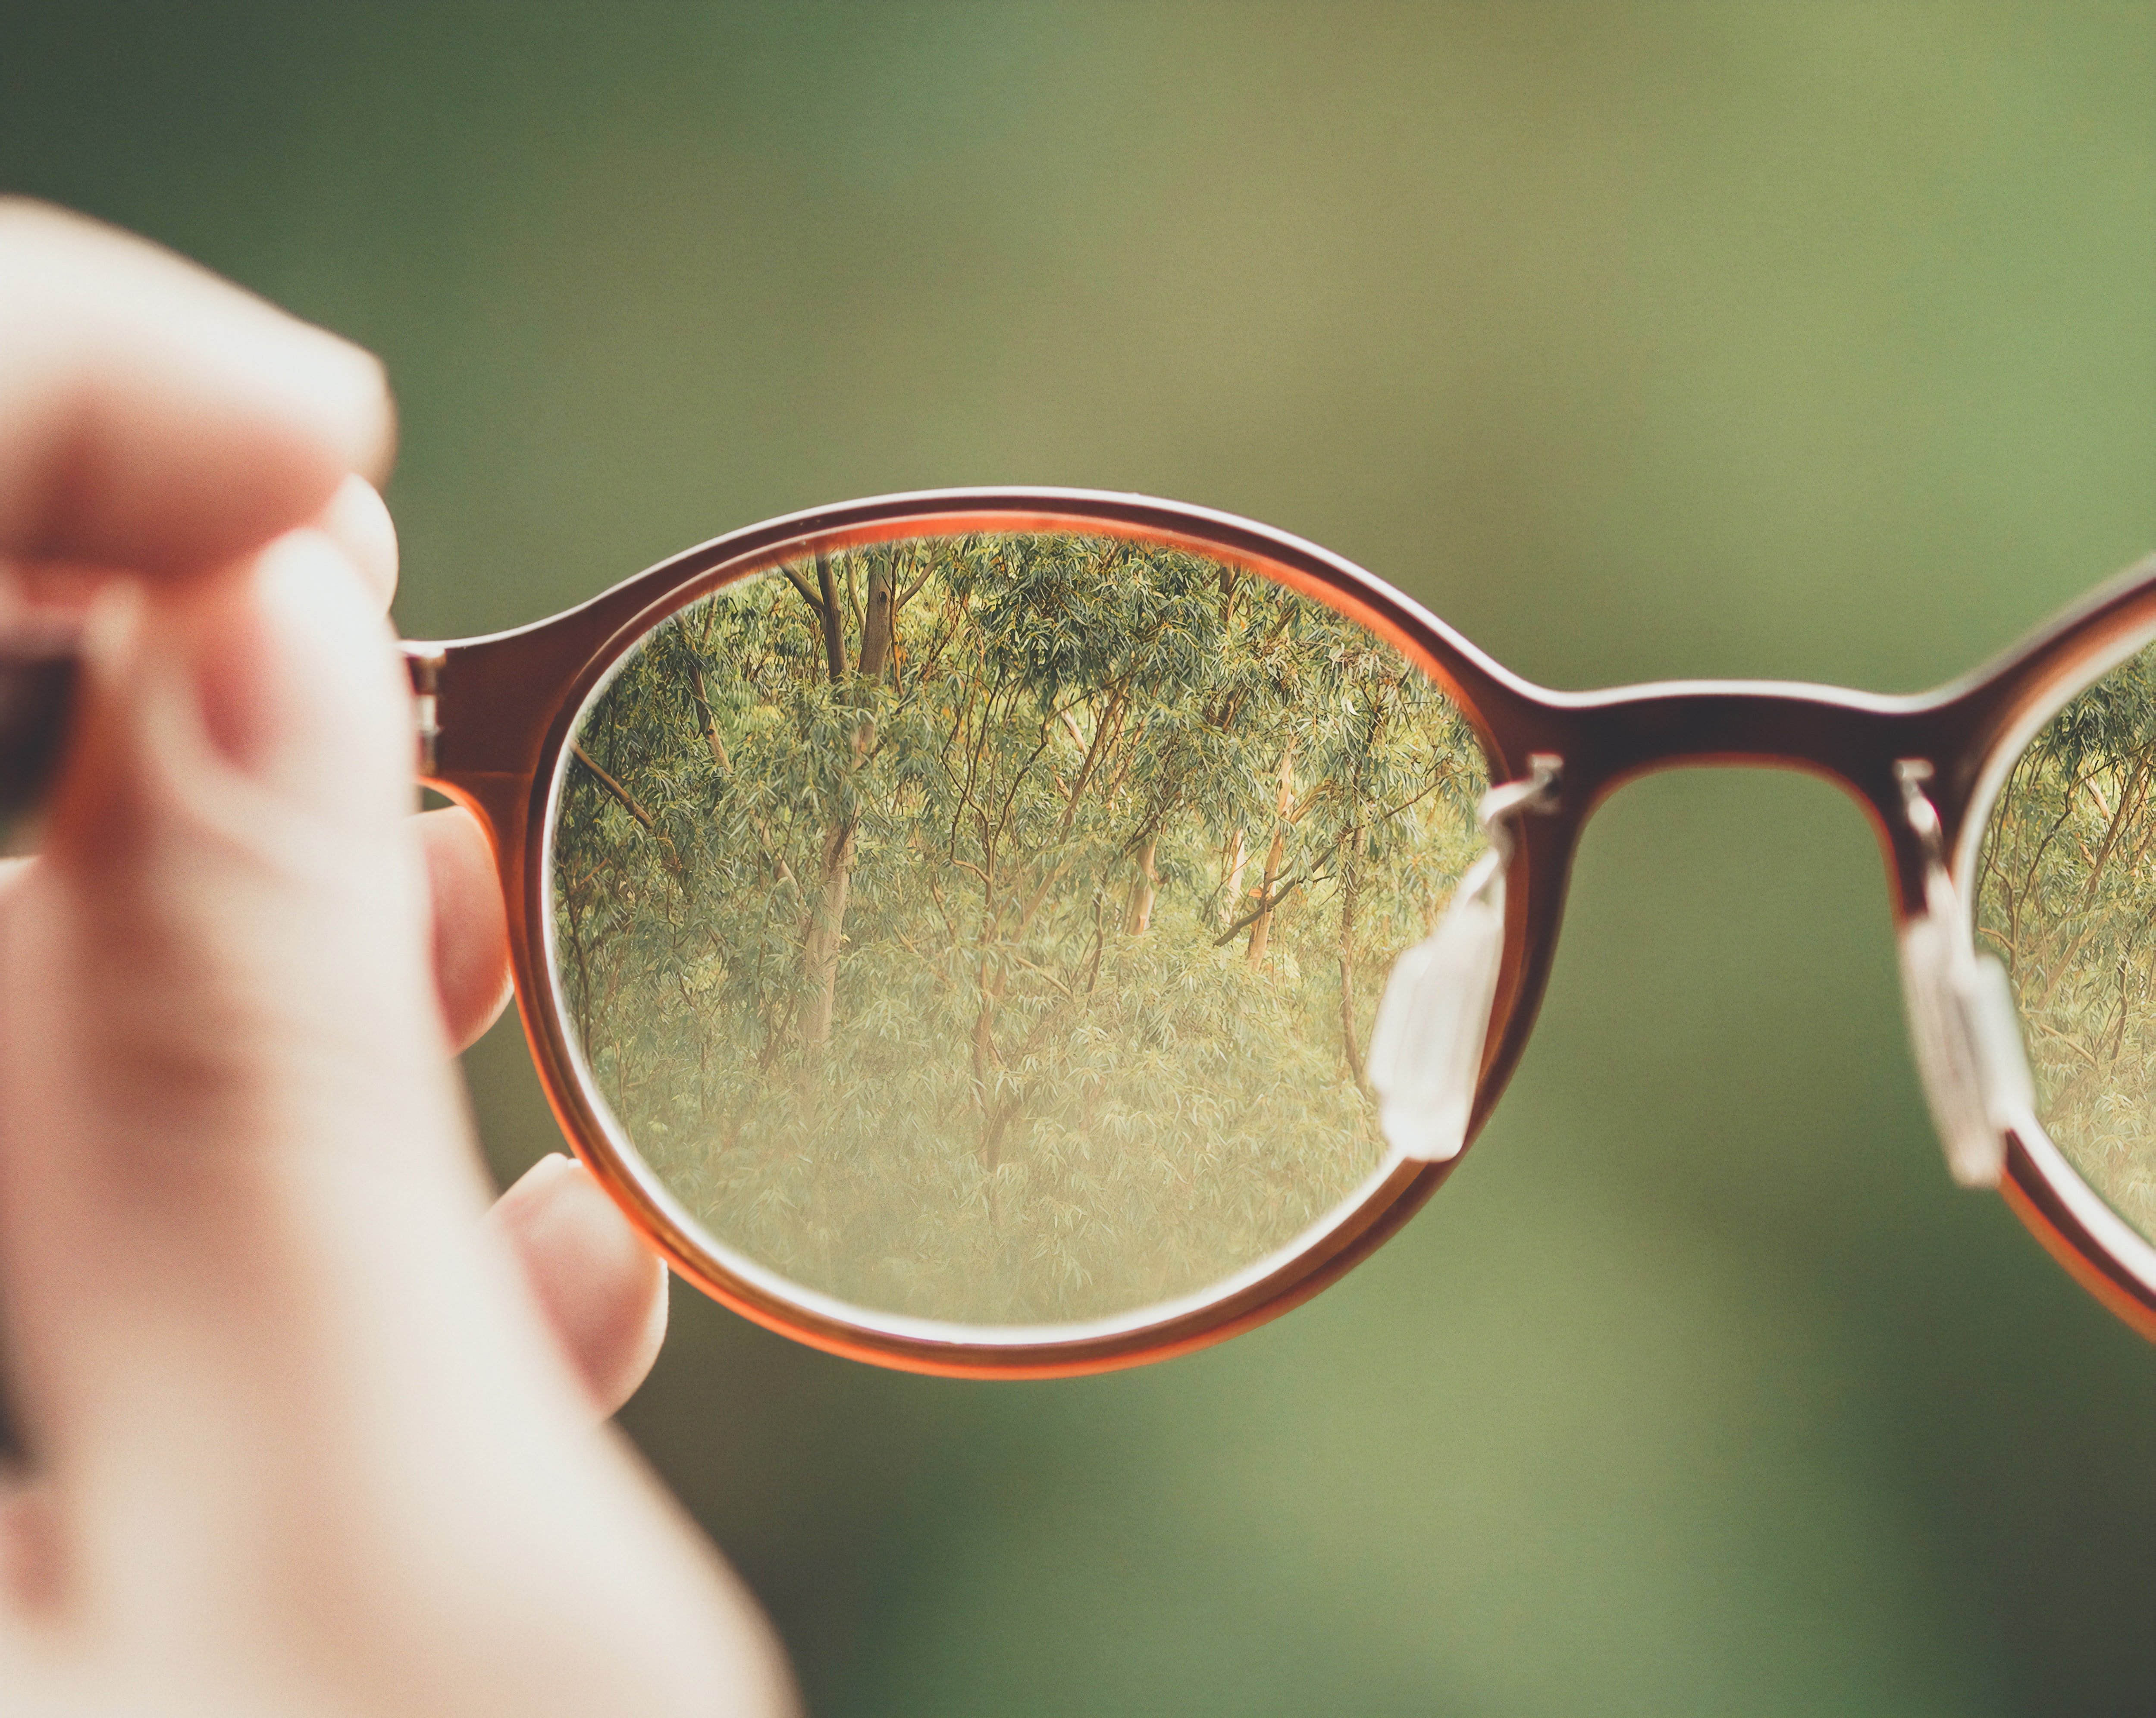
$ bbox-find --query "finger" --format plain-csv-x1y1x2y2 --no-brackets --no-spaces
2,775,502,1066
0,199,392,574
486,1156,668,1419
417,805,513,1051
0,530,464,1456
0,475,392,629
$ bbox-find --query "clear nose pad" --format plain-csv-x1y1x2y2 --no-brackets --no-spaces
1894,761,2038,1189
1367,847,1508,1161
1368,755,1559,1163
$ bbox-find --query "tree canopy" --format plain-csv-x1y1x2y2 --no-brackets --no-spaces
1977,642,2156,1243
552,531,1490,1324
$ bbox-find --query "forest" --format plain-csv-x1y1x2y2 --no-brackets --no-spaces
550,531,1491,1325
1976,641,2156,1244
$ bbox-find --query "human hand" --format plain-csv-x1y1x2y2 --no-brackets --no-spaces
0,201,795,1716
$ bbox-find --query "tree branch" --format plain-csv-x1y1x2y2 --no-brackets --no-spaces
570,742,683,873
570,741,656,831
780,565,826,618
1213,872,1311,945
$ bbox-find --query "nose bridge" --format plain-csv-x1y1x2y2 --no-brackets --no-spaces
1538,681,1948,915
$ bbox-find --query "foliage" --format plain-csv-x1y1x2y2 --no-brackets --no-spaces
552,532,1489,1323
1976,642,2156,1241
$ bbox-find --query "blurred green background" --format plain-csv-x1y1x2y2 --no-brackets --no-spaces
6,3,2151,1712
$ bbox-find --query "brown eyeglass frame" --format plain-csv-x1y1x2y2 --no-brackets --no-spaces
406,487,2156,1376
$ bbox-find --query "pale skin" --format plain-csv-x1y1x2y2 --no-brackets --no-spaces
0,201,798,1715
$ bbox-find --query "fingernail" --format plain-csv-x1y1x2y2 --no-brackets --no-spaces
313,475,399,609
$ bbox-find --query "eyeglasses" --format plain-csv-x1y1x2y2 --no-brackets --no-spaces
403,488,2156,1376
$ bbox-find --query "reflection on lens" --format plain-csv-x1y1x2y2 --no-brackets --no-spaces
549,531,1490,1325
1977,642,2156,1244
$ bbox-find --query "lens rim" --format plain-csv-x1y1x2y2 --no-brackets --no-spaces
423,490,1559,1375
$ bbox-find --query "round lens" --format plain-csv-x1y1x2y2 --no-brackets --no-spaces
547,529,1491,1328
1976,641,2156,1244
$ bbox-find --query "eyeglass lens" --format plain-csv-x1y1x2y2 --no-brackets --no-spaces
546,530,1491,1328
1977,643,2156,1245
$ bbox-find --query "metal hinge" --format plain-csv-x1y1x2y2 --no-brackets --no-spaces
407,647,446,775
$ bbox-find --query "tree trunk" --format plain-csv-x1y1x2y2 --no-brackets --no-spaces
858,558,894,681
1338,825,1367,1093
1245,828,1286,966
801,819,856,1050
687,663,732,773
969,960,1023,1224
971,962,1010,1159
1246,742,1297,966
563,875,597,1052
815,551,846,683
798,554,884,1056
1220,828,1247,926
2083,756,2150,902
1125,833,1159,934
